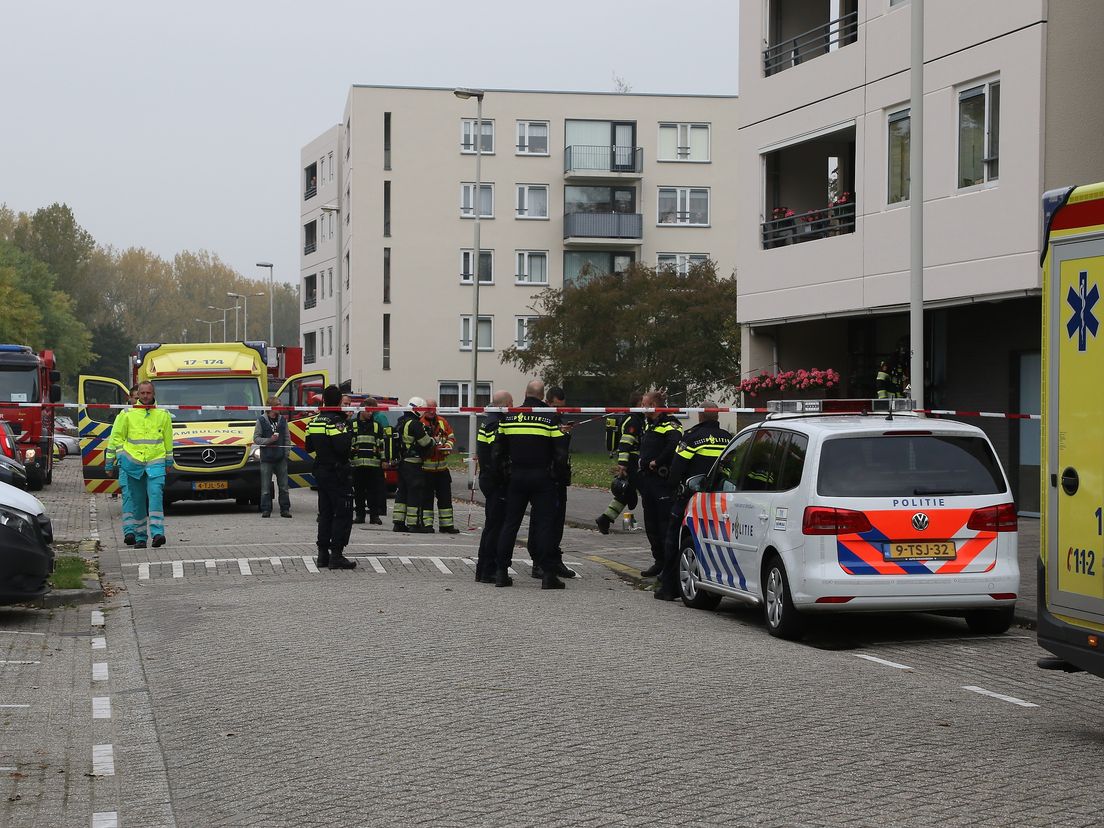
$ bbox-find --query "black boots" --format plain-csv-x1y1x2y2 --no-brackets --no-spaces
353,514,366,525
152,535,166,548
123,533,135,546
595,515,612,535
494,569,513,587
640,563,662,577
541,573,566,590
329,555,357,570
369,516,383,525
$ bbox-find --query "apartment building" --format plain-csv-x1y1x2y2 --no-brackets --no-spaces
300,85,738,422
735,0,1104,512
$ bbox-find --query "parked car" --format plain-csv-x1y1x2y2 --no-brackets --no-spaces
0,480,53,604
54,432,80,459
0,452,28,490
54,415,77,436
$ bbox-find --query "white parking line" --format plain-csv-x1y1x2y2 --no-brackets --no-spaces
92,697,112,719
302,556,319,574
137,564,150,581
91,637,107,650
0,660,39,665
269,556,283,569
92,812,119,828
854,654,914,671
0,766,14,771
962,685,1039,708
0,630,45,636
205,560,216,571
398,557,411,565
92,663,109,681
238,559,252,576
364,556,387,574
0,704,30,709
428,556,452,574
171,561,184,579
92,744,115,776
91,610,105,626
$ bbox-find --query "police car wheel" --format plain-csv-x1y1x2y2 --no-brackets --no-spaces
964,607,1014,635
679,542,721,610
763,555,805,640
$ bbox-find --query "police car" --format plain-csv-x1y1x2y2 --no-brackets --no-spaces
676,399,1020,639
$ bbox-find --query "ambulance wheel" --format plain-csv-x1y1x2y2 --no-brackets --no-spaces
763,554,805,640
679,542,720,610
964,607,1014,635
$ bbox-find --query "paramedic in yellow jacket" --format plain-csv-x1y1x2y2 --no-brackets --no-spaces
105,381,174,549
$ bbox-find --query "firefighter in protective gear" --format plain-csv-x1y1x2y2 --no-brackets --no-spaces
596,391,644,534
655,403,732,600
420,399,460,534
350,399,386,525
875,361,897,399
393,397,435,533
474,390,513,583
306,385,357,570
636,390,683,577
105,381,173,549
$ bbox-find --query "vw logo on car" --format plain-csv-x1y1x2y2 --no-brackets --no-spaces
912,512,930,531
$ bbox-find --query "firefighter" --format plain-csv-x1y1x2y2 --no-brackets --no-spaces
474,390,513,583
350,400,386,525
595,390,645,534
104,381,173,549
421,398,460,534
655,402,732,600
636,389,683,578
305,384,356,570
392,397,435,533
875,361,897,399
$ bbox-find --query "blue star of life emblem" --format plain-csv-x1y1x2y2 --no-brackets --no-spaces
1066,270,1099,352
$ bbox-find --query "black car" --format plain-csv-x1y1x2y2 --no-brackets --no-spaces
0,481,54,604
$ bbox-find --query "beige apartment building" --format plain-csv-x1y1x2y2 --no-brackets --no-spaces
735,0,1104,512
300,85,739,430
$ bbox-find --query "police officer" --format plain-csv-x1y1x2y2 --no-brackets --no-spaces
392,397,435,533
474,390,513,583
305,384,357,570
637,390,683,578
595,390,644,534
655,401,732,600
421,398,460,534
493,379,569,589
350,401,386,525
527,386,576,580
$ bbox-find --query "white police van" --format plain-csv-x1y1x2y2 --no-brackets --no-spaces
677,399,1020,639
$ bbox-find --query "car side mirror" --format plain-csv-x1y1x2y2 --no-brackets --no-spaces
49,385,62,403
49,370,61,384
685,474,706,493
720,479,738,493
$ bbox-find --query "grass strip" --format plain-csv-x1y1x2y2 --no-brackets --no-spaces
50,555,91,590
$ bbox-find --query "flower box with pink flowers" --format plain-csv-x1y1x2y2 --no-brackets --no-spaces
738,368,841,399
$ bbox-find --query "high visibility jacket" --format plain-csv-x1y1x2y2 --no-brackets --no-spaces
396,411,434,465
605,414,622,455
493,396,569,477
476,413,505,485
875,369,895,399
305,411,352,470
107,406,174,468
350,415,384,468
422,415,455,472
616,413,647,470
668,421,732,485
638,414,683,476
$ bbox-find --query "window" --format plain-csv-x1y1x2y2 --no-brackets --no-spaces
739,430,782,491
564,185,636,214
327,326,333,356
328,268,334,297
304,162,317,199
958,80,1000,188
516,250,548,284
515,316,537,350
438,381,491,408
460,249,493,284
460,183,494,218
657,187,709,225
344,252,350,288
657,253,709,275
383,112,391,171
384,181,391,236
563,251,633,286
461,119,494,154
775,433,809,491
383,313,391,370
344,315,349,353
713,432,753,491
303,274,317,309
319,157,326,187
658,123,710,162
303,220,317,254
460,315,493,351
516,120,549,155
329,212,334,240
328,151,334,181
887,108,911,204
383,248,391,303
319,271,326,300
515,184,549,219
303,331,317,364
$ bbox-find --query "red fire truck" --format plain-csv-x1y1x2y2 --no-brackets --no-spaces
0,345,61,490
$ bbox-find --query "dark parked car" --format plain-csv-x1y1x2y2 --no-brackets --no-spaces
0,481,53,604
0,422,27,489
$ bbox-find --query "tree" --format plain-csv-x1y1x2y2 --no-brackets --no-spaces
501,261,740,402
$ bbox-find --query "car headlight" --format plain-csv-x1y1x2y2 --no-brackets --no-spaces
247,446,261,463
0,505,39,543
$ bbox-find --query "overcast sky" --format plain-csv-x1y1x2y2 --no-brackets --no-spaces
0,0,739,286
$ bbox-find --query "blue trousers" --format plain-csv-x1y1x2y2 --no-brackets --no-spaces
120,458,166,542
118,473,134,538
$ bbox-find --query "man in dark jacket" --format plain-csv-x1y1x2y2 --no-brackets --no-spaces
637,390,683,577
350,401,386,525
305,384,356,570
474,390,513,583
253,395,292,519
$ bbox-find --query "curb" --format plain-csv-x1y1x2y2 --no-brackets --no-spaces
35,580,105,609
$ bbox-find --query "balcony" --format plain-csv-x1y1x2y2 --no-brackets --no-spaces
564,145,643,178
563,212,643,246
763,4,857,77
304,185,317,200
304,161,318,200
304,294,317,310
303,240,317,255
762,202,856,248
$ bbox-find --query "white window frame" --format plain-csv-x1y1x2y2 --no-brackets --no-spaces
320,156,326,186
657,122,711,162
328,151,334,181
657,253,709,275
515,250,549,285
515,184,549,220
461,119,495,154
514,316,538,350
656,187,710,226
955,77,1000,191
459,249,494,285
437,381,492,408
887,106,911,206
303,331,317,364
516,120,550,156
460,182,494,218
459,315,494,352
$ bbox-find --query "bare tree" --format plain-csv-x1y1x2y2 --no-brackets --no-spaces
612,72,632,93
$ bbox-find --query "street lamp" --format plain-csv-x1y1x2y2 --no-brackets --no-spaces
208,304,235,340
256,262,274,346
227,291,265,340
194,318,218,342
454,87,485,490
319,203,343,387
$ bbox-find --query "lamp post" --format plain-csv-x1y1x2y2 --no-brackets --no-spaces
208,304,235,340
227,291,265,340
256,262,274,346
319,203,343,387
194,318,218,342
454,87,485,490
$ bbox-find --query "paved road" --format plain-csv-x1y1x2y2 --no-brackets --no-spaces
1,462,1101,827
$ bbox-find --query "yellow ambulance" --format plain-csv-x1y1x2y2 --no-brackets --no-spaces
1039,181,1104,678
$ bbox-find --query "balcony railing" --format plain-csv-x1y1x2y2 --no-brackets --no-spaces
304,185,317,200
304,350,317,365
761,201,856,248
763,10,858,76
304,240,317,255
564,212,643,241
304,295,317,309
564,145,643,175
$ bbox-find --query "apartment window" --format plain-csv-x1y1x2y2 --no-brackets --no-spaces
319,271,326,300
460,183,494,218
958,80,1000,188
516,184,549,219
328,151,334,180
460,249,493,284
383,248,391,303
304,162,317,199
657,187,710,225
327,326,333,356
328,268,334,297
384,181,391,236
516,120,549,155
345,118,350,159
658,253,709,275
384,112,392,171
439,381,491,408
658,123,710,162
304,331,317,364
515,316,537,350
564,185,636,214
329,213,335,240
303,220,317,254
888,108,911,204
563,251,634,287
460,315,493,351
345,252,350,288
383,313,391,370
461,119,494,154
320,156,326,186
516,251,548,285
303,274,317,309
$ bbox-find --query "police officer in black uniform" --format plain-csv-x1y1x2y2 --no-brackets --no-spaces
493,379,570,589
474,390,513,583
655,401,732,600
596,390,645,533
637,390,683,577
306,384,357,570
